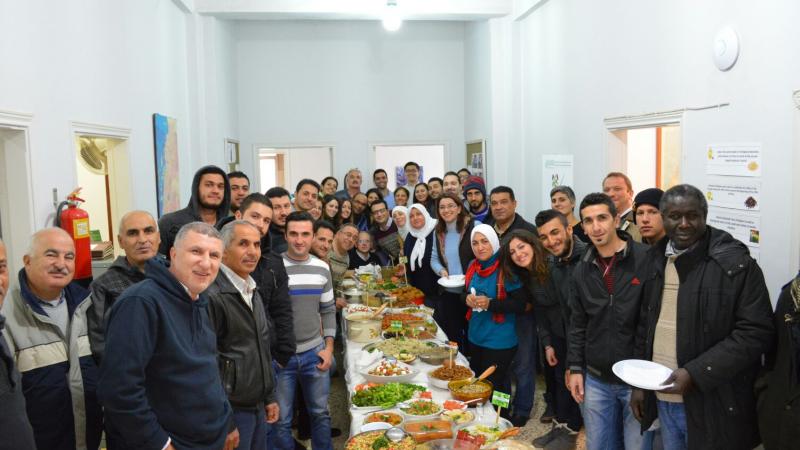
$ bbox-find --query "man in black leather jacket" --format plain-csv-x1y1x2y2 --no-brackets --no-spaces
208,220,279,449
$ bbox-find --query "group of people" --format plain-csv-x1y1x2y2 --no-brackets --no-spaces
0,161,797,450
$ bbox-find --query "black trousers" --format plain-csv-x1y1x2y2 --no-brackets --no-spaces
469,343,517,395
436,291,468,352
550,335,583,430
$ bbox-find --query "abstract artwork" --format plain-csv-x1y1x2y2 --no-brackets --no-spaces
152,113,180,217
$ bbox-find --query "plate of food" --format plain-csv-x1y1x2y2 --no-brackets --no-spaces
345,429,416,450
440,409,475,426
428,364,474,390
399,399,443,420
456,420,515,447
351,382,427,409
362,358,418,384
363,411,404,427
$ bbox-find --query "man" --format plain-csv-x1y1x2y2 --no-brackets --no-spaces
602,172,641,242
0,239,37,450
311,220,336,264
208,221,280,450
530,210,586,449
463,175,490,222
158,165,231,256
232,194,295,373
275,212,336,450
484,186,537,240
457,168,471,184
630,185,773,450
373,169,395,209
633,188,666,245
402,161,421,192
228,171,251,214
351,192,370,231
442,171,462,197
428,177,444,200
369,199,402,261
267,187,293,253
335,168,363,200
2,228,103,450
99,223,238,450
566,193,650,450
329,223,358,286
294,179,320,213
89,210,161,364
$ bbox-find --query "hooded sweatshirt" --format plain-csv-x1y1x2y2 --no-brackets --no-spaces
98,258,233,450
158,165,231,257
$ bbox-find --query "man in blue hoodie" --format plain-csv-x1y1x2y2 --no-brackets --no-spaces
158,165,231,257
98,222,239,450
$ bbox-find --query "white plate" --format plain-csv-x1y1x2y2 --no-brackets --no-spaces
438,275,466,288
612,359,675,391
360,421,393,433
361,359,418,384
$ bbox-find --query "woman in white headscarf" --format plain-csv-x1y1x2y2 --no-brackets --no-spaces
392,205,411,242
402,204,439,308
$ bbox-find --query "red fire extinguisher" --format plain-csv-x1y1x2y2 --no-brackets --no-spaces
55,188,92,281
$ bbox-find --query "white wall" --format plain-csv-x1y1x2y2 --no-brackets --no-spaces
235,20,466,192
464,21,493,156
487,0,800,299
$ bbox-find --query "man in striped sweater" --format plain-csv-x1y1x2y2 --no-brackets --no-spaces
272,211,336,450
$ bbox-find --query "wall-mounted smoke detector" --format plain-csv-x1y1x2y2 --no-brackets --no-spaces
713,26,740,71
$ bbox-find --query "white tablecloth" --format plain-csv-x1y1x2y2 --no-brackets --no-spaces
341,316,498,437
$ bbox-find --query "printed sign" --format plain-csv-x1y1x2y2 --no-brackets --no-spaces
390,320,403,330
491,391,511,409
541,154,574,209
707,208,761,247
706,143,762,177
705,177,761,211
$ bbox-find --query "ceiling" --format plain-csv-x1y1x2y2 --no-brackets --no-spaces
193,0,513,21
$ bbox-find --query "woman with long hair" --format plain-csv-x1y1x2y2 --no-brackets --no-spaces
339,198,353,225
550,185,587,243
413,182,436,216
321,194,340,225
431,193,478,349
366,188,384,206
402,204,439,307
320,176,339,197
463,224,527,393
394,186,410,208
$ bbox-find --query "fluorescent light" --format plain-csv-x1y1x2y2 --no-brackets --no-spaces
382,0,402,32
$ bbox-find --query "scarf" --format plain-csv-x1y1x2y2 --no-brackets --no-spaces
464,225,505,323
407,204,438,271
392,206,410,240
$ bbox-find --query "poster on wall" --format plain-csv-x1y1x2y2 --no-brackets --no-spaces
466,141,486,179
706,143,762,177
541,154,574,209
707,207,761,248
705,176,761,211
152,113,180,217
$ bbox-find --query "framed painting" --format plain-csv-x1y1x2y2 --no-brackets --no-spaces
152,113,180,217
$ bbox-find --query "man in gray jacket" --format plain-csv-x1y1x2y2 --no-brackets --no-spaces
208,221,279,450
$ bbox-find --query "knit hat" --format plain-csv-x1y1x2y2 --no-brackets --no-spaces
633,188,664,224
462,176,486,199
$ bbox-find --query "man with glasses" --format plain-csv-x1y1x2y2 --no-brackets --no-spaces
369,199,402,262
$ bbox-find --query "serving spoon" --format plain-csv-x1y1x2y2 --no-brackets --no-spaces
467,364,496,385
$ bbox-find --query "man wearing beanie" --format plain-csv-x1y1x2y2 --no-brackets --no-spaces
634,188,666,245
463,175,490,222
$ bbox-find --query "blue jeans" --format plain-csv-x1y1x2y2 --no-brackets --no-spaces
234,408,268,450
657,401,687,450
271,344,334,450
583,374,653,450
511,312,537,417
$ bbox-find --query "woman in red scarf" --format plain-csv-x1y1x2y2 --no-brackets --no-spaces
464,224,528,393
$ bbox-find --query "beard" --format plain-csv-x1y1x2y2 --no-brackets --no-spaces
200,198,222,210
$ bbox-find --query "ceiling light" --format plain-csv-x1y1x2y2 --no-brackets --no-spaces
382,0,402,32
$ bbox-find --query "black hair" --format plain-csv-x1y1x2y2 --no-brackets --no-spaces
373,168,387,178
227,171,250,182
365,188,384,201
579,192,617,219
428,177,443,185
404,161,420,171
457,168,471,176
265,186,291,199
489,185,516,201
660,184,708,218
443,171,459,179
240,193,272,213
534,209,568,229
370,199,389,213
321,176,338,188
394,186,410,199
314,219,336,235
285,211,314,230
295,178,321,194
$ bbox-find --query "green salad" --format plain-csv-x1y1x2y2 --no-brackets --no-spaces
351,383,426,407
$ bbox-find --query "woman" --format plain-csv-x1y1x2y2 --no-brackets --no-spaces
320,176,338,196
321,195,340,225
394,186,410,208
431,193,477,349
366,188,384,206
550,185,587,243
309,197,323,221
402,204,439,307
464,224,527,392
339,198,353,225
392,205,411,243
413,182,436,216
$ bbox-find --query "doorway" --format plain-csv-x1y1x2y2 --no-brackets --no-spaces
256,146,333,193
0,122,35,277
606,123,682,192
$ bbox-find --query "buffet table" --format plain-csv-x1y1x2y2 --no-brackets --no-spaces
341,310,500,437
